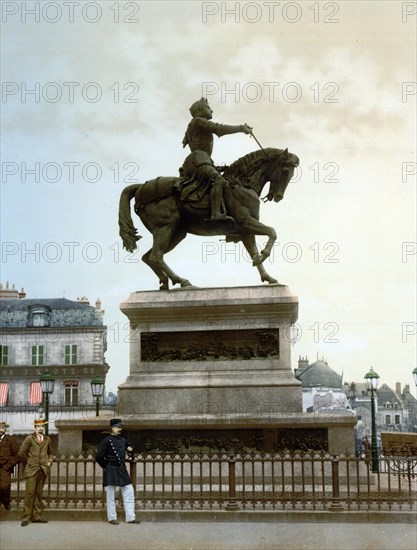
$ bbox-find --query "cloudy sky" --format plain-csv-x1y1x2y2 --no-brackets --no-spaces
1,0,416,395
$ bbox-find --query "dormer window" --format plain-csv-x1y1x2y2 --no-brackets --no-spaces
33,311,45,326
28,305,50,327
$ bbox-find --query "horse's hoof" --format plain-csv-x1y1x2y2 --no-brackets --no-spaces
172,279,192,288
262,277,278,284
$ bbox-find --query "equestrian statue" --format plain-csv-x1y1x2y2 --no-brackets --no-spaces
119,98,299,290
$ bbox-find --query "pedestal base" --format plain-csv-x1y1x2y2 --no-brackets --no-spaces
56,412,356,455
118,285,302,416
56,285,356,455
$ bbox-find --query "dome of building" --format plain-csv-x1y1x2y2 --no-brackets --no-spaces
296,360,342,389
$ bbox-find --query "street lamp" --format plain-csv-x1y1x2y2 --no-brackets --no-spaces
413,367,417,387
39,371,55,436
364,367,380,473
91,376,105,417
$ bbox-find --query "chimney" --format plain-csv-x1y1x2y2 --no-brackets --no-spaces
294,355,308,376
396,382,401,396
95,298,102,311
297,356,309,373
0,281,21,300
404,384,410,394
77,296,90,305
18,287,26,299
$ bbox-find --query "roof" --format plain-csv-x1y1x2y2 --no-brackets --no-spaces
295,360,342,389
0,298,103,328
377,383,402,407
342,382,369,398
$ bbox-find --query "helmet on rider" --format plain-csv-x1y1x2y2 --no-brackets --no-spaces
189,97,213,119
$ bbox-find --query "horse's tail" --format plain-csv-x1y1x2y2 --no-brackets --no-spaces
118,184,142,253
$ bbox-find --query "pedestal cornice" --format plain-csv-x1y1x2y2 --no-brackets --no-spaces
120,285,299,325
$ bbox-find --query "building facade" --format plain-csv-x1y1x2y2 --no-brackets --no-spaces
343,381,414,435
0,282,111,434
294,356,353,414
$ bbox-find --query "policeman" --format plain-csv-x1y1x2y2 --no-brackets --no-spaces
96,418,139,525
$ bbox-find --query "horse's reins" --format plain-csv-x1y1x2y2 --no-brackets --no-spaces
249,129,274,203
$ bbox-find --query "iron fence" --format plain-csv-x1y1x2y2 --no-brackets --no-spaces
10,451,417,512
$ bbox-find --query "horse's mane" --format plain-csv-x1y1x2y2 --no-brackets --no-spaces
224,148,284,182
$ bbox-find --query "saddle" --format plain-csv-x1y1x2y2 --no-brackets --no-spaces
136,177,177,210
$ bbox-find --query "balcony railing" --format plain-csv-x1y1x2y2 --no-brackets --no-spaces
9,451,417,512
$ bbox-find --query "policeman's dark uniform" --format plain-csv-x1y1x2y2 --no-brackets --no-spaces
96,434,132,487
95,419,137,524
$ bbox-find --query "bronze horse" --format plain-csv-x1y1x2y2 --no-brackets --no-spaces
119,147,299,289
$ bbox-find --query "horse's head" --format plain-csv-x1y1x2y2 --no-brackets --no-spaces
264,148,299,203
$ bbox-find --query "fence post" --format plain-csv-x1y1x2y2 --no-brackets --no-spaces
329,456,343,511
129,459,137,491
226,455,239,511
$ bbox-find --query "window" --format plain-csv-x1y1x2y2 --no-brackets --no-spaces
31,345,44,366
64,381,79,405
0,345,8,366
28,305,50,327
0,383,9,405
32,312,45,326
29,382,42,404
64,344,77,365
394,415,401,425
385,414,391,425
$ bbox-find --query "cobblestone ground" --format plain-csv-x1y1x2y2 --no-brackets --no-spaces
1,519,416,550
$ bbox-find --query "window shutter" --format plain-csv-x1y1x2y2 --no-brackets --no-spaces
0,346,8,367
65,345,70,365
39,345,44,366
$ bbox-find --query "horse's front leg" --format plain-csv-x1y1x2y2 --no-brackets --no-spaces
240,217,277,266
241,236,279,284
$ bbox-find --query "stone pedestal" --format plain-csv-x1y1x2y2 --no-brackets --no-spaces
56,285,356,454
118,285,302,417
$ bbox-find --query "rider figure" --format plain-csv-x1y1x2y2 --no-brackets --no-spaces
179,98,252,222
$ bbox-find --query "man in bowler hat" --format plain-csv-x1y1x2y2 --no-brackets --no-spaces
96,418,139,524
0,421,20,510
18,418,53,526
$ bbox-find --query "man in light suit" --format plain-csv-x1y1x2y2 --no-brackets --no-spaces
18,418,53,526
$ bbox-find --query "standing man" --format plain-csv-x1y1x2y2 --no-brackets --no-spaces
96,418,139,525
179,97,252,222
0,421,20,510
18,418,53,526
354,415,365,457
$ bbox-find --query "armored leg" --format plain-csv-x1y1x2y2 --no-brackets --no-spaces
209,177,234,222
